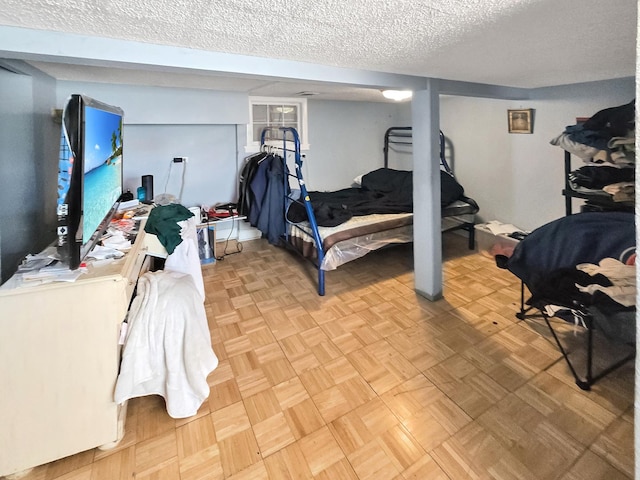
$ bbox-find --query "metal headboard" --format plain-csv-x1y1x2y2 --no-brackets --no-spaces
383,127,451,174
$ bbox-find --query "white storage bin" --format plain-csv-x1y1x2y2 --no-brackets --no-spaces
475,222,522,257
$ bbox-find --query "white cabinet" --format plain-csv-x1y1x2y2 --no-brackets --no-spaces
0,226,163,477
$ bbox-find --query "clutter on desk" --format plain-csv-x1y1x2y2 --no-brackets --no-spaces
114,204,150,222
87,245,126,260
0,246,87,289
118,199,140,211
3,211,144,290
21,263,86,285
15,247,59,273
206,202,239,220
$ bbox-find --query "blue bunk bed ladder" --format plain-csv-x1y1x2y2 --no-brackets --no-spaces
260,127,326,295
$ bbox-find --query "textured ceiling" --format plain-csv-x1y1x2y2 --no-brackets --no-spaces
0,0,636,100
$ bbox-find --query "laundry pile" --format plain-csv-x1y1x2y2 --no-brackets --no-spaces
115,204,217,418
550,99,635,203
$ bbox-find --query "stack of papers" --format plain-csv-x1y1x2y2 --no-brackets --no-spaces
5,248,88,288
21,263,86,285
101,231,132,251
87,245,126,260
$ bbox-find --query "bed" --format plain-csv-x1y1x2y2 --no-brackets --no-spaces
384,127,479,245
241,126,479,295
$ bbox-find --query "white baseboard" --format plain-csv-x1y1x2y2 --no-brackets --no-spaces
213,219,261,243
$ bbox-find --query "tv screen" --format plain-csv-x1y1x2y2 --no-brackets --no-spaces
81,104,123,244
56,95,124,270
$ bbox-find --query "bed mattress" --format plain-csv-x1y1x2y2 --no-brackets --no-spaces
287,213,413,270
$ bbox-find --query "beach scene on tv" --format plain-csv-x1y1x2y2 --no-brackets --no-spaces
82,106,123,244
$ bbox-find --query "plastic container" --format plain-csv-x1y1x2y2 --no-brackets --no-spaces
475,223,521,257
196,224,216,264
136,186,146,202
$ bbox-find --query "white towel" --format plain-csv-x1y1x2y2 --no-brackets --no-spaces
164,216,205,300
114,270,218,418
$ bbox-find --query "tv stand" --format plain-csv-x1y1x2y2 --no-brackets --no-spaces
0,221,166,477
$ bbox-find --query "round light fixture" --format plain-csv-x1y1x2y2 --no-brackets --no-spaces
382,90,413,101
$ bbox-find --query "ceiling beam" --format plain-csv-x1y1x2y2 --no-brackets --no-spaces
0,26,428,91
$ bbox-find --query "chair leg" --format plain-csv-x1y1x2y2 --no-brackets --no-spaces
541,311,634,390
515,281,544,320
542,313,591,390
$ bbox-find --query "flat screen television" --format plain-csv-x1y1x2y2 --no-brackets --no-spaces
56,94,124,270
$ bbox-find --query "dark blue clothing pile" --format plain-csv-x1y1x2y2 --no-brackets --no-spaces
563,99,635,151
238,153,288,245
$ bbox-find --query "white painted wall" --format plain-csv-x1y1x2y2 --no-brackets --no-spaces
56,82,249,125
123,124,238,208
439,77,635,232
305,100,408,190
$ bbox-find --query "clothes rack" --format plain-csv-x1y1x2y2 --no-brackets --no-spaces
260,127,326,295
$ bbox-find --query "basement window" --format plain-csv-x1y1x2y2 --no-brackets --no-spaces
247,97,309,151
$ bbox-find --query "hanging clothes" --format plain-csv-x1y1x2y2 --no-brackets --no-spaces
237,151,267,217
247,154,273,227
257,154,288,245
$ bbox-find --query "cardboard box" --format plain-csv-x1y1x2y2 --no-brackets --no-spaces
475,223,521,257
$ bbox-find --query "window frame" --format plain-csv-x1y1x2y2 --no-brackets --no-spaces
246,96,309,152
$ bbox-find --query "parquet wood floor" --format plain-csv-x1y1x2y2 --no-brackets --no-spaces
13,233,634,480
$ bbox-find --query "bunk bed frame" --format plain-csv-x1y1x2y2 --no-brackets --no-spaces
260,127,327,294
384,127,478,249
259,126,478,296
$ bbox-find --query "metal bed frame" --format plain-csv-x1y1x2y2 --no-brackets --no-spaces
383,127,479,249
259,126,479,296
260,127,327,294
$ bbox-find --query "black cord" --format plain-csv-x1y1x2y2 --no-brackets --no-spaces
214,217,243,261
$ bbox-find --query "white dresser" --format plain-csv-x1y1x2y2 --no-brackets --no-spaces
0,223,165,477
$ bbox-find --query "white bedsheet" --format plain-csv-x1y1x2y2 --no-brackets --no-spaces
114,270,218,418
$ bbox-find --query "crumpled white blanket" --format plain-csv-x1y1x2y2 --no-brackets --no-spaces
114,270,218,418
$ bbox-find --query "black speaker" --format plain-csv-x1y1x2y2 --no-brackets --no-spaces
141,175,154,203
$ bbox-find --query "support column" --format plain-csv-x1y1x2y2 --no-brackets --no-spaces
411,80,442,300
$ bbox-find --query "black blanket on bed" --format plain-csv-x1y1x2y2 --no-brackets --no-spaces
287,168,464,227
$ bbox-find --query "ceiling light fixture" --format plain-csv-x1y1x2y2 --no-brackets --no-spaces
382,90,413,101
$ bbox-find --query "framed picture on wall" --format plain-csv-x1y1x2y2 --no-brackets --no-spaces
508,108,534,134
